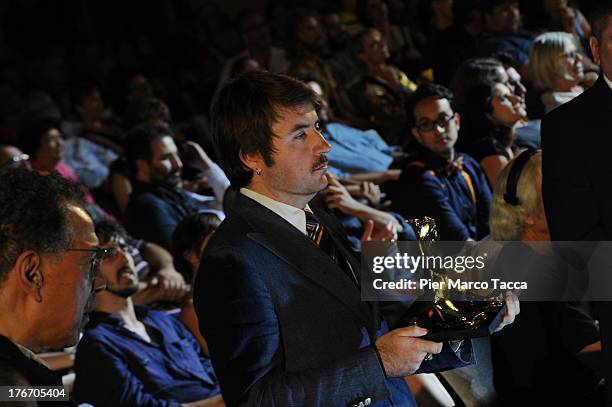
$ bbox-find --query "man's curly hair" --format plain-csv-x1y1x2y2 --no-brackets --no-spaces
0,168,86,284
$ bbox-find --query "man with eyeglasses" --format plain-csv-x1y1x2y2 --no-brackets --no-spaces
393,83,492,241
0,168,104,388
74,220,224,407
0,145,31,169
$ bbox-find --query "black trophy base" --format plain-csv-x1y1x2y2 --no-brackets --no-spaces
401,301,506,342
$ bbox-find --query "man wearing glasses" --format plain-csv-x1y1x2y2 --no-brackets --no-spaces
0,145,31,170
74,220,224,407
0,168,105,388
393,83,492,241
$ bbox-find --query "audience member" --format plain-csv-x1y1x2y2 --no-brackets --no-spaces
63,84,121,190
287,9,356,122
478,0,534,75
541,3,612,402
17,115,111,222
123,121,228,250
488,150,602,405
458,80,525,186
196,70,488,406
74,220,223,407
393,83,491,241
529,31,585,113
348,27,417,145
0,169,102,386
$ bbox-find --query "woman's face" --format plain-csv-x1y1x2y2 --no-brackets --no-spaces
35,128,64,169
491,82,525,126
561,45,584,85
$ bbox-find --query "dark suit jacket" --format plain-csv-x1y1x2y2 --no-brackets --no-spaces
194,193,472,407
542,76,612,241
542,75,612,401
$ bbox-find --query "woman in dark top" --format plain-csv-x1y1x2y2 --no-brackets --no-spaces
457,80,526,187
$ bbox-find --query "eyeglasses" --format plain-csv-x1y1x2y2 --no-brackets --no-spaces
563,50,578,60
66,247,114,292
1,153,29,168
415,114,455,133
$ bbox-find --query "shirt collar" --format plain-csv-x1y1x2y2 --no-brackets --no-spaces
240,188,310,235
11,341,50,368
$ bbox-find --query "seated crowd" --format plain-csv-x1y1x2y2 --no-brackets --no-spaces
0,0,607,405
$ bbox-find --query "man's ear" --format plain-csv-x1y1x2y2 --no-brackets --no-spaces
14,250,44,303
239,150,263,173
589,36,601,65
454,112,461,131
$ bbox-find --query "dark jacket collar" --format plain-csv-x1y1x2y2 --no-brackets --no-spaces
0,335,62,387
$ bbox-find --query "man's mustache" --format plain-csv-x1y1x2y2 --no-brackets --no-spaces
313,154,329,171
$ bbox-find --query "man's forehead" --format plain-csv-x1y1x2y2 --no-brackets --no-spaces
152,135,176,153
271,105,317,135
66,204,98,247
415,97,452,118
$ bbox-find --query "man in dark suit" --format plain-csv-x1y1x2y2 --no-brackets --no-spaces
194,71,516,406
542,3,612,403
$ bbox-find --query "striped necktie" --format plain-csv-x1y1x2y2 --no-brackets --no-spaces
305,210,359,287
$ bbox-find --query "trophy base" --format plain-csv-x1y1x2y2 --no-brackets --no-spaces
401,301,506,342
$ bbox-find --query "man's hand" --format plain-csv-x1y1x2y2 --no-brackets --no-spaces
155,267,189,302
181,141,214,172
494,291,520,332
375,325,443,377
361,219,397,242
324,176,363,215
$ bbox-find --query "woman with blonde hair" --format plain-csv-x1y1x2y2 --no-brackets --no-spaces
529,31,585,113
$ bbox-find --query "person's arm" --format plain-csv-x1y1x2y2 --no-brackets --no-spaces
140,242,188,302
181,141,230,202
74,339,181,407
323,176,402,238
347,169,401,184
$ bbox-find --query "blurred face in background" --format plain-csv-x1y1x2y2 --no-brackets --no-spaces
412,96,459,159
359,29,389,65
561,45,584,84
98,237,139,298
486,1,521,33
491,82,526,126
323,13,350,51
33,128,64,171
140,136,183,188
297,16,326,51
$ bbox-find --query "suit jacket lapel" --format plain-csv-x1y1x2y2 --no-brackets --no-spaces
234,194,374,329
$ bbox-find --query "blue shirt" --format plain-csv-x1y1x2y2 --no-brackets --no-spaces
74,306,220,407
393,149,492,241
323,123,396,178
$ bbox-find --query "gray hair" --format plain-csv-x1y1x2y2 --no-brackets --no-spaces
529,32,577,91
489,150,542,241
